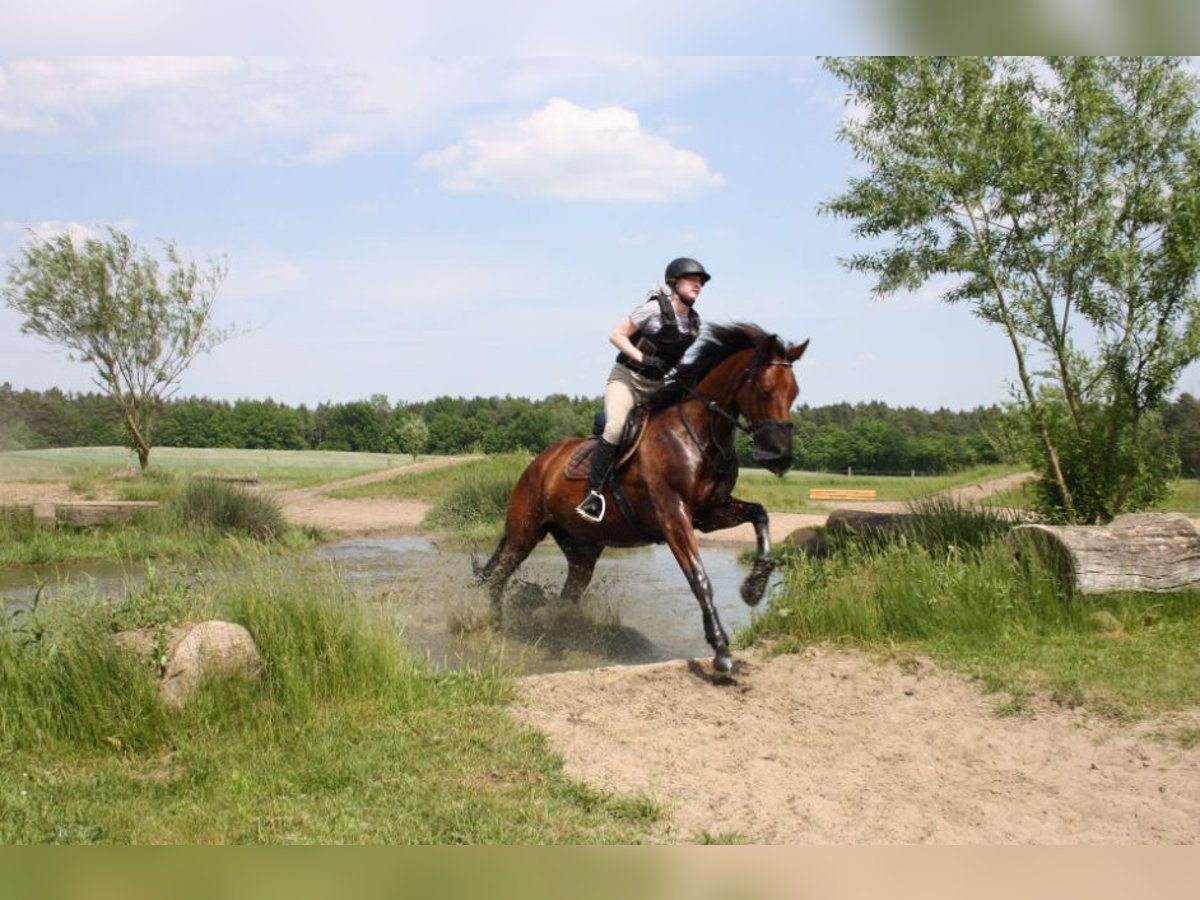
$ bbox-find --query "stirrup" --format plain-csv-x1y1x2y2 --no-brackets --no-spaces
576,490,606,523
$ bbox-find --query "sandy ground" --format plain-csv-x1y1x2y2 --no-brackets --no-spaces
6,465,1199,843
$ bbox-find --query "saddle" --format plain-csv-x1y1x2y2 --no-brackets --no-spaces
565,405,649,480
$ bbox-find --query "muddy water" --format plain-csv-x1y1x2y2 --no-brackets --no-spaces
316,537,773,675
1,538,776,676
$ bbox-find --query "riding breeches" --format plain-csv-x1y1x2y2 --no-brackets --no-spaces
602,363,659,445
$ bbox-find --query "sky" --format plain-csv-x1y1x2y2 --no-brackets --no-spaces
3,10,1199,413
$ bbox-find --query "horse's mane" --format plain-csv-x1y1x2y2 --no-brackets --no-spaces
646,322,787,411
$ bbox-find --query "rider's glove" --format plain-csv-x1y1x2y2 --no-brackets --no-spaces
640,354,668,375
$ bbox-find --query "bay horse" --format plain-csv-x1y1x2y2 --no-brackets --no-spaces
475,322,809,675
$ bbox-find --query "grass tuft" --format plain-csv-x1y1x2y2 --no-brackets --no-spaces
176,478,286,541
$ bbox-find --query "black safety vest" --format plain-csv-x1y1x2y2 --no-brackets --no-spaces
616,293,701,378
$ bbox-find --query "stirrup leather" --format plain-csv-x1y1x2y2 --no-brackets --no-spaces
576,490,607,523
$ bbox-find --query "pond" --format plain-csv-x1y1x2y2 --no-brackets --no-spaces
1,538,777,676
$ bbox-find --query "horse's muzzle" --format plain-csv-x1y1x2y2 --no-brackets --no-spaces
751,420,794,475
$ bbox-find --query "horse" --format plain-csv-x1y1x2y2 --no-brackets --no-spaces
475,322,809,675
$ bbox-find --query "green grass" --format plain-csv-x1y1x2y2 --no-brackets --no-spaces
0,559,658,844
0,472,314,567
0,446,419,491
1157,478,1200,516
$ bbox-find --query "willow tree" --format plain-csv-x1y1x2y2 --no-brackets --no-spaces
821,56,1200,523
3,227,233,470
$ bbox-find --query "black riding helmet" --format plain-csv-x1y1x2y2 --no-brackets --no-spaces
665,257,711,285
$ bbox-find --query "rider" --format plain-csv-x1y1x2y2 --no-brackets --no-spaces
575,257,710,522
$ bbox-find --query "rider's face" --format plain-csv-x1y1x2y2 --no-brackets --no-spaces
673,274,704,303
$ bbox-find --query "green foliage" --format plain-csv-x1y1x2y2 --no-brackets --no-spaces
389,413,430,460
2,227,235,470
176,478,286,541
821,56,1200,522
1030,399,1179,523
1163,392,1200,477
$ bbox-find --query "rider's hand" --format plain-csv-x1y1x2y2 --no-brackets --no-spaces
640,354,667,374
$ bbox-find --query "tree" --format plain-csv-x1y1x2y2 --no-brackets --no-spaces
389,413,430,460
3,226,233,469
821,56,1200,522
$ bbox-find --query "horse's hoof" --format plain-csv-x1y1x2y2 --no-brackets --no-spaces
713,652,733,675
740,577,767,607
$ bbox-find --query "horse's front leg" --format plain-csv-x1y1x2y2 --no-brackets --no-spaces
662,504,733,674
694,498,775,606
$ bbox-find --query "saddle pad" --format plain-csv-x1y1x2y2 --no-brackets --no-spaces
563,408,649,481
565,439,596,480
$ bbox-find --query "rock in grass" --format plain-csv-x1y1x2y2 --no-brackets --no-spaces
113,620,262,706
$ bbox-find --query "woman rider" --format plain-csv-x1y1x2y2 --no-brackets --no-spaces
575,257,710,522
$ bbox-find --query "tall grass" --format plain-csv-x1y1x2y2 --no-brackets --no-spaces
0,560,413,751
422,453,530,536
177,478,286,541
1,585,171,751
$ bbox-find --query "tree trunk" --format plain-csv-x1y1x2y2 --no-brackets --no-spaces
1009,513,1200,595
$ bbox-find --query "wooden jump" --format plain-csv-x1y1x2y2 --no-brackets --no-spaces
1,501,159,528
808,488,878,502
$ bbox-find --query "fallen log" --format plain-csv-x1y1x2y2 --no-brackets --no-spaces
1009,513,1200,595
825,508,914,538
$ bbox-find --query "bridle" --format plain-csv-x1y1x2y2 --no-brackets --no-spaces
677,355,796,467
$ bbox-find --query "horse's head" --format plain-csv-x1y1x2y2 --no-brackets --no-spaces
652,322,810,475
740,335,809,476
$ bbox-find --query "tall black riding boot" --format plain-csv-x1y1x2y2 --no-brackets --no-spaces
576,437,617,522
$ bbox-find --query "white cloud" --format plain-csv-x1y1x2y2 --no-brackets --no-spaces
0,57,768,167
418,97,724,202
298,132,371,164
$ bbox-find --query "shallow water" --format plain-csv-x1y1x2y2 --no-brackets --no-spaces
1,537,777,676
317,537,774,674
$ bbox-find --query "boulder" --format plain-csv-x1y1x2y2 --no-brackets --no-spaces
113,620,262,706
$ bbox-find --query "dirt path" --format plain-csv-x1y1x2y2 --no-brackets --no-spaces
270,455,483,535
515,647,1200,843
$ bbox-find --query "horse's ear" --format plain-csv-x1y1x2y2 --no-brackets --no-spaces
788,339,810,363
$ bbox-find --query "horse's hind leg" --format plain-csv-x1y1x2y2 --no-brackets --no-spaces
481,531,540,625
550,528,602,603
473,535,507,583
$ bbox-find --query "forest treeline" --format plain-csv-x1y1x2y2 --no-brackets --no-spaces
4,383,1200,476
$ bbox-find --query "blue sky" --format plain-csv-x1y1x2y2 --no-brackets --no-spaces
3,46,1198,410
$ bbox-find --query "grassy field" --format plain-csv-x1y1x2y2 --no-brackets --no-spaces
0,446,421,491
734,463,1027,512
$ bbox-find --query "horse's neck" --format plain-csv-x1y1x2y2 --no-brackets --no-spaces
670,351,751,444
694,351,752,414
